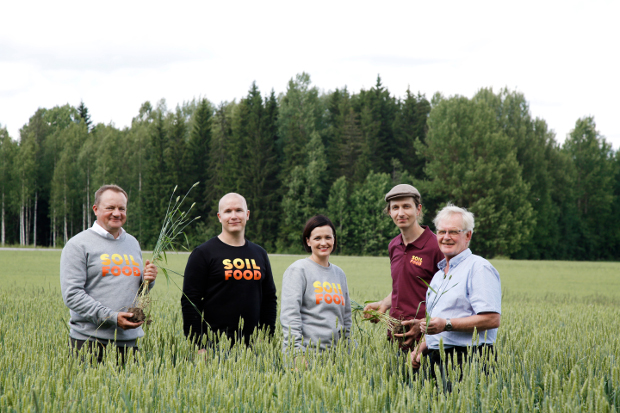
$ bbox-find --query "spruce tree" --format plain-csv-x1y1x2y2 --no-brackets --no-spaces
277,73,324,181
204,102,236,230
393,88,430,179
166,107,189,186
233,83,280,248
325,89,366,184
356,76,398,175
186,98,213,221
324,88,345,183
142,109,170,246
77,100,93,132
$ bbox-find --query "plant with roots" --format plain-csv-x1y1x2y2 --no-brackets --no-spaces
351,300,408,339
351,273,459,348
411,273,459,360
128,182,201,323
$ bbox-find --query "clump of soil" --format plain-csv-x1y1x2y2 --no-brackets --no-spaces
127,307,152,324
390,320,405,335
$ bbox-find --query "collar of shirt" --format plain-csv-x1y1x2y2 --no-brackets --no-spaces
89,221,125,240
398,225,432,249
437,248,472,272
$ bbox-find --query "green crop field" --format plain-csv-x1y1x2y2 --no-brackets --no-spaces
1,250,619,412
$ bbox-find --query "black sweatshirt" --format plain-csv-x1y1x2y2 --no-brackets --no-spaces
181,237,278,346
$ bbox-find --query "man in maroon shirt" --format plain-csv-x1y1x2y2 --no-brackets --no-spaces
364,184,443,351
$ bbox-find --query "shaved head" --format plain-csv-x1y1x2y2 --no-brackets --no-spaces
217,193,250,243
218,193,248,212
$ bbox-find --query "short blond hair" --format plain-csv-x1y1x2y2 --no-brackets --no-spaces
218,193,248,212
94,185,128,206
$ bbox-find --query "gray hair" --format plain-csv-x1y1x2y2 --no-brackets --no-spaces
433,204,475,233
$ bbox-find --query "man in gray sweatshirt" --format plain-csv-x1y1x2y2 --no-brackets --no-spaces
60,184,157,362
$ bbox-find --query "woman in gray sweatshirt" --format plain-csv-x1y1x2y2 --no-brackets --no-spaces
280,215,352,353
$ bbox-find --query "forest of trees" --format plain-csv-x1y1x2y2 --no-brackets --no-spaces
1,73,618,260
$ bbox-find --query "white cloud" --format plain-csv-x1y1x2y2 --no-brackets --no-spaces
1,0,618,147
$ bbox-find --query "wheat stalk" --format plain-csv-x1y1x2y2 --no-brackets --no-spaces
131,182,201,320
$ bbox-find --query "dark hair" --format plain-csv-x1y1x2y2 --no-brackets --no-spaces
94,184,128,206
301,215,337,253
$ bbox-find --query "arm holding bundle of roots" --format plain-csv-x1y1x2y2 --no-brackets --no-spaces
393,318,422,347
362,293,391,323
399,275,461,368
351,300,408,341
126,259,158,324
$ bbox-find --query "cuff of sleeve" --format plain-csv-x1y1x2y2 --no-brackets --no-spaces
109,311,119,327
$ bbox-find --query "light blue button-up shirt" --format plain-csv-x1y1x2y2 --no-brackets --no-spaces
424,248,501,349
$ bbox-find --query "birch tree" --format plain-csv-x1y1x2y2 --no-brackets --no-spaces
0,126,17,245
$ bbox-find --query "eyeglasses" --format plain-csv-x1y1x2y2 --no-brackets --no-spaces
437,229,467,237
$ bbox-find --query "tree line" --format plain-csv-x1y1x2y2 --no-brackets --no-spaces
1,73,618,260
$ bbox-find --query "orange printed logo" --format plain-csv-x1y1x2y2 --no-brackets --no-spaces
313,281,345,306
222,258,262,281
410,255,423,266
100,254,141,277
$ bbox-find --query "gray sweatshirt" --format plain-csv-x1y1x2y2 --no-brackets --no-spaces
280,258,351,352
60,228,150,345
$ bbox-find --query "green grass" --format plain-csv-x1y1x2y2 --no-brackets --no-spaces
1,250,619,412
4,250,619,300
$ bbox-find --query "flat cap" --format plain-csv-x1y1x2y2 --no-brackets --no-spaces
385,184,421,202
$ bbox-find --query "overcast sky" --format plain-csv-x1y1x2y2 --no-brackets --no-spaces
1,0,618,148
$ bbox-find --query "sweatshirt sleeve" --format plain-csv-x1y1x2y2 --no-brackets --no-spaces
280,263,306,352
60,240,118,327
136,245,155,291
181,248,207,345
259,250,278,336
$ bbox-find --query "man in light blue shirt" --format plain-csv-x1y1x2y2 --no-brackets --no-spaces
407,204,501,372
